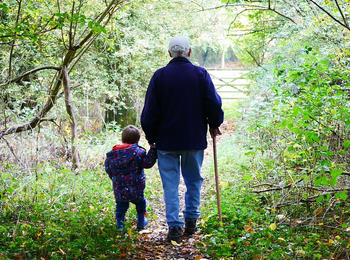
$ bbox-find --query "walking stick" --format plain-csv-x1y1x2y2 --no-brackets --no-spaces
212,135,222,223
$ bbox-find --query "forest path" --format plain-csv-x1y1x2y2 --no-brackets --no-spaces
134,118,236,259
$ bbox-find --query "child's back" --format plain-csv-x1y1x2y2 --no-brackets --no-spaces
105,143,157,202
104,125,157,231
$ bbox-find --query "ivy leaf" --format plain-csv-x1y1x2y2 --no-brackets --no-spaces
0,3,9,13
330,169,343,187
316,195,324,203
330,169,343,179
315,175,328,186
335,190,348,201
344,140,350,149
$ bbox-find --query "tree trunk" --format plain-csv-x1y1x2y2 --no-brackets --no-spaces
62,65,80,169
221,48,225,69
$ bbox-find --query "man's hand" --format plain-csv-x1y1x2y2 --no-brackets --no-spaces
209,128,222,139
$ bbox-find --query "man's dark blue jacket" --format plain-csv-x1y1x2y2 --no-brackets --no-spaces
141,57,224,151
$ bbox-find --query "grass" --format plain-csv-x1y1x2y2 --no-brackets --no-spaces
221,99,247,121
0,127,166,259
0,164,142,259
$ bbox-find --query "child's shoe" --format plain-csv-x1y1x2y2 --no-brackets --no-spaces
137,212,148,230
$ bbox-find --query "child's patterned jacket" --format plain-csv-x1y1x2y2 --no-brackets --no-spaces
105,143,157,202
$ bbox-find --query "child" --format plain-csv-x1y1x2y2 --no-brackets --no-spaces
104,125,157,230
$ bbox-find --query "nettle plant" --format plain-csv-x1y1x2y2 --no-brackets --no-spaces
246,45,349,208
275,49,349,183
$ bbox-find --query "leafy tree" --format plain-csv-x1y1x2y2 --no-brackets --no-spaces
221,0,350,221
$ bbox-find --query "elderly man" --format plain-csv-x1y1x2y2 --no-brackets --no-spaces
141,36,224,242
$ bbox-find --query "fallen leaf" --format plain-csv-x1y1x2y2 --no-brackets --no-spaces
269,223,277,231
171,240,181,246
296,249,306,256
276,214,285,220
127,228,133,236
278,237,286,243
313,207,323,216
139,229,151,234
220,181,228,188
244,225,254,232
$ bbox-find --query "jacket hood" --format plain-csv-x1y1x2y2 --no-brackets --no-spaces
112,144,133,151
106,144,138,172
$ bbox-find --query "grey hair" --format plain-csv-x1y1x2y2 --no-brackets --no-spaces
168,36,191,58
169,45,190,58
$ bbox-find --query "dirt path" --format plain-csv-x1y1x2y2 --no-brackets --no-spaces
134,120,235,259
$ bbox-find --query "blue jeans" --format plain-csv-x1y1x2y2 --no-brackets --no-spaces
157,150,204,227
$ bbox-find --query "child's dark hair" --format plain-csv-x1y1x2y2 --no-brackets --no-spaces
122,125,140,144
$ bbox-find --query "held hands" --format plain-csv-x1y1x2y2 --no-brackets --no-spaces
209,128,222,139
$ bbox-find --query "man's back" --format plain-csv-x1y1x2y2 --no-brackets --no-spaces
141,57,223,151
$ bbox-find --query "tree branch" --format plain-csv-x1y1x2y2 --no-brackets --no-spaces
1,136,22,166
200,3,296,24
0,66,61,88
275,191,344,208
69,1,76,48
0,0,124,139
334,0,349,28
57,0,69,50
284,0,306,16
246,50,263,67
307,0,350,31
302,186,350,192
252,179,303,193
228,9,255,32
308,114,342,139
0,25,58,39
8,0,22,79
77,0,121,48
268,6,296,24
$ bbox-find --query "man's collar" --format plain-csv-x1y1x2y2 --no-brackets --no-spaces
168,57,191,64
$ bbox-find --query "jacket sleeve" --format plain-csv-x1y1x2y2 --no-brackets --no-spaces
136,147,157,169
104,155,113,179
203,70,224,128
141,72,161,144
